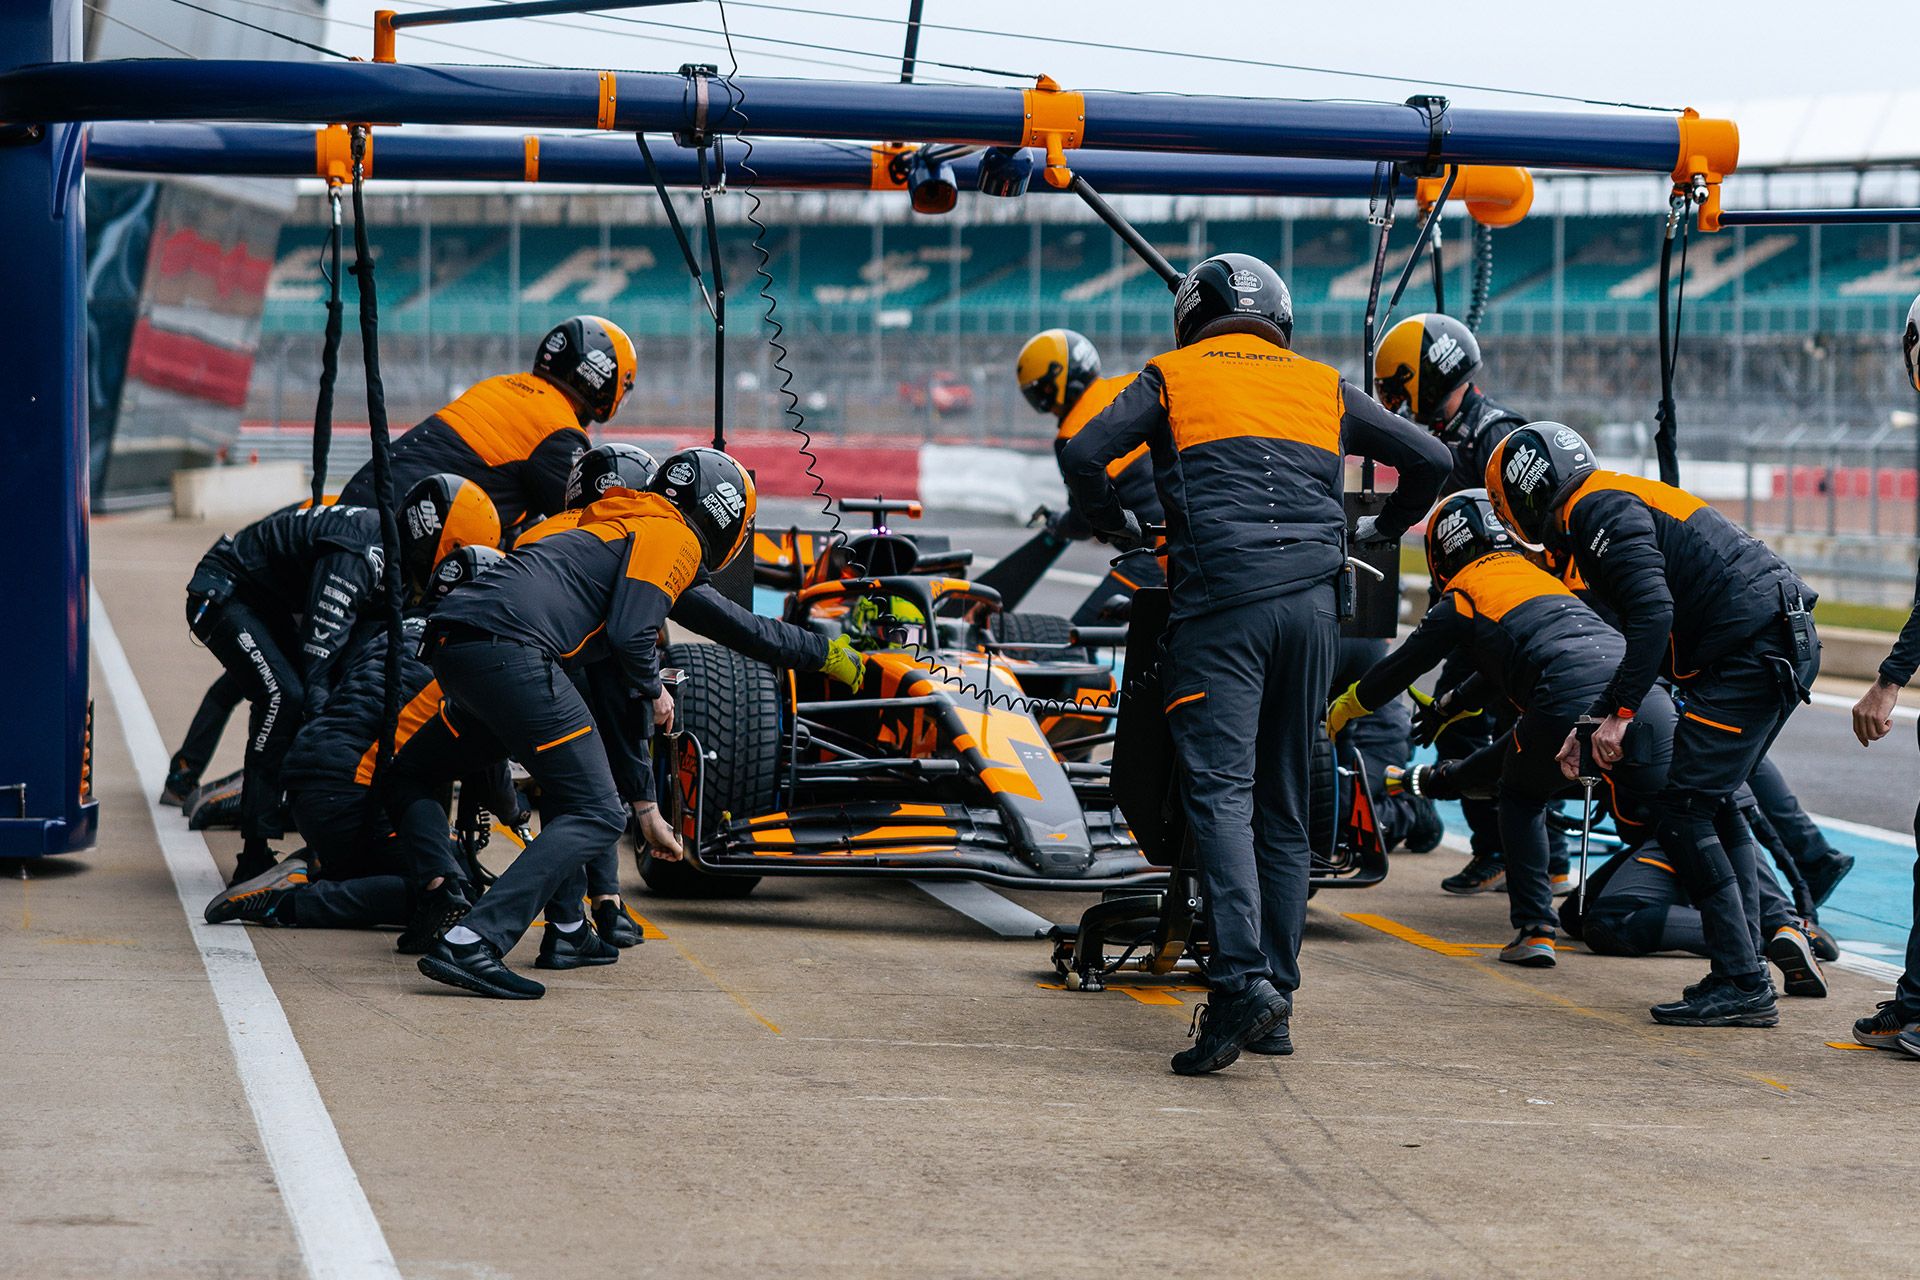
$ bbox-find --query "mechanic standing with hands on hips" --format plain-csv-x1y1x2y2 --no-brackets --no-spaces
1847,291,1920,1057
1062,253,1450,1075
1486,424,1819,1028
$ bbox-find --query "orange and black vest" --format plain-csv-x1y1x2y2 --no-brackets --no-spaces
338,374,590,526
1055,374,1162,522
280,617,437,792
1443,552,1623,713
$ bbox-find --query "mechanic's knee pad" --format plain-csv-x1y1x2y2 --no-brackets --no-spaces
1583,904,1667,957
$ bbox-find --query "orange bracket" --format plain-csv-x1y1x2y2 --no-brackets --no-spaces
315,123,365,183
871,142,913,190
373,9,396,62
1415,165,1534,228
1673,108,1739,232
523,134,540,183
1021,75,1084,190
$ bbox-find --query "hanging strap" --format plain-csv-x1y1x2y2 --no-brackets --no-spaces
1358,163,1398,494
1654,188,1694,488
635,133,714,317
696,136,728,452
310,183,345,509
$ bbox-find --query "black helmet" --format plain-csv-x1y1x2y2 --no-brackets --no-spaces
532,315,637,424
399,473,502,599
427,544,505,603
1484,423,1595,544
1015,328,1100,416
1173,253,1293,348
1904,293,1920,393
1375,313,1482,426
648,447,756,572
566,442,658,510
1424,488,1517,588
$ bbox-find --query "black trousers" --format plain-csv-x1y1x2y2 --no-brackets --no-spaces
1584,846,1796,958
1900,721,1920,1020
385,637,626,956
284,786,409,929
1746,756,1845,879
1656,625,1820,980
186,592,303,845
170,672,243,786
1164,584,1337,998
1434,649,1502,859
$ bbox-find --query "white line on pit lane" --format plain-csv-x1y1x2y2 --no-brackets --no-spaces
911,880,1056,937
92,589,400,1280
1809,690,1919,721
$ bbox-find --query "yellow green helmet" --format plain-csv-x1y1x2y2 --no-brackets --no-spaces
847,594,929,651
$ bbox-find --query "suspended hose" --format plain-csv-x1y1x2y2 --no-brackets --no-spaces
309,184,344,509
1429,219,1446,314
1654,189,1692,488
345,127,406,772
1464,221,1494,332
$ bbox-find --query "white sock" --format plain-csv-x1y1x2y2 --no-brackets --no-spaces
444,925,481,946
549,917,584,933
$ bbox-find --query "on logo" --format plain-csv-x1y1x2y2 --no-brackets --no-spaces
1428,334,1465,375
1505,445,1538,484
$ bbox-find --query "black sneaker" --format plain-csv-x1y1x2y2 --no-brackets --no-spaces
159,767,198,808
1403,798,1444,854
1499,929,1557,968
1852,1001,1915,1050
1651,977,1778,1027
1441,855,1505,895
1800,853,1856,908
227,847,281,888
205,857,308,925
396,880,471,955
1244,1017,1294,1056
1896,1026,1920,1060
593,899,646,948
535,921,620,970
1171,978,1290,1076
417,935,545,1000
1798,919,1840,962
1765,925,1828,998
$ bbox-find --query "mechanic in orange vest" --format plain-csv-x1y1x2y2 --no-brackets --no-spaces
1062,253,1450,1074
1016,328,1165,622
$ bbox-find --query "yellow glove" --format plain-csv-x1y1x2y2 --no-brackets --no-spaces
1324,681,1371,739
820,633,864,692
1408,686,1483,746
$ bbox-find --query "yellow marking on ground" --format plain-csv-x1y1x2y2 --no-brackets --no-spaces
656,931,781,1035
1827,1041,1879,1051
1754,1076,1791,1092
1343,913,1480,957
624,905,670,941
1119,988,1185,1006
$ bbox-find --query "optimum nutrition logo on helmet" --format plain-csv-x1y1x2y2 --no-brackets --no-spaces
406,501,441,541
576,347,616,390
1505,443,1551,496
1174,277,1203,324
1435,509,1474,555
701,480,745,525
1428,333,1467,375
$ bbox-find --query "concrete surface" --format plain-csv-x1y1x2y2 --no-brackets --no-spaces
2,509,1917,1279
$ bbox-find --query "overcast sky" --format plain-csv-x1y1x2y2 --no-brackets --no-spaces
315,0,1920,115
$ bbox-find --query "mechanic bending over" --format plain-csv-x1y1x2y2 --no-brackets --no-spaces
1373,313,1534,893
1326,636,1441,855
1847,290,1920,1058
1062,253,1450,1075
1015,327,1166,623
1328,490,1619,968
511,442,863,944
1487,424,1819,1029
159,314,633,805
202,549,519,934
184,473,501,887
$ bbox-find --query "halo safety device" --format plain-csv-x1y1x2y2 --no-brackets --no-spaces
532,314,637,424
1173,253,1293,349
648,447,757,572
566,441,658,510
1484,423,1596,544
1015,328,1100,416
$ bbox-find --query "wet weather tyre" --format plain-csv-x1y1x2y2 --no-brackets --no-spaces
992,611,1083,659
637,642,779,899
1307,731,1337,860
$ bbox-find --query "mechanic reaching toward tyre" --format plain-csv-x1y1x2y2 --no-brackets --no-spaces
390,447,753,1000
1016,328,1167,621
1486,423,1819,1029
1847,290,1920,1058
1061,252,1450,1075
1329,490,1623,968
184,473,501,888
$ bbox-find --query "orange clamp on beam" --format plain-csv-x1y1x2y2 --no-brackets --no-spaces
596,71,618,130
870,143,912,190
373,9,396,62
1416,165,1534,228
523,134,540,182
1021,75,1084,190
1673,109,1739,232
315,123,363,182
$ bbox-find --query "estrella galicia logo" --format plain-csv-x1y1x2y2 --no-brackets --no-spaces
1553,428,1583,451
665,460,697,487
543,329,568,354
1228,269,1263,293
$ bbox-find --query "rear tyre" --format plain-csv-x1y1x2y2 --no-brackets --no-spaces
991,610,1084,660
1307,731,1337,861
636,642,779,899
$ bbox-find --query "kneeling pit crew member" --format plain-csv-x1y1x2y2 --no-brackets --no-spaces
1327,489,1621,967
1487,423,1819,1028
185,473,500,886
1062,252,1450,1075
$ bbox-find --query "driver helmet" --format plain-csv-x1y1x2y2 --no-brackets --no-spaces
847,594,929,651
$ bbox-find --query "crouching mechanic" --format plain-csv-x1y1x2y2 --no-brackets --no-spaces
1016,328,1166,622
1488,424,1819,1028
185,474,501,886
387,448,752,999
1328,490,1621,966
203,548,516,931
1062,253,1450,1074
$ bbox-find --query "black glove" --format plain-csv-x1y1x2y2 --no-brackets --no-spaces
1094,509,1147,552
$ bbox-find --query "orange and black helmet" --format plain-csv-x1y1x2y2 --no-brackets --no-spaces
1374,313,1481,426
649,447,756,572
1424,488,1517,588
533,315,637,424
1904,293,1920,393
1484,423,1595,544
399,473,502,598
1015,328,1100,417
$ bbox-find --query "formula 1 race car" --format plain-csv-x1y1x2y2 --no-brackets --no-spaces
638,499,1389,924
